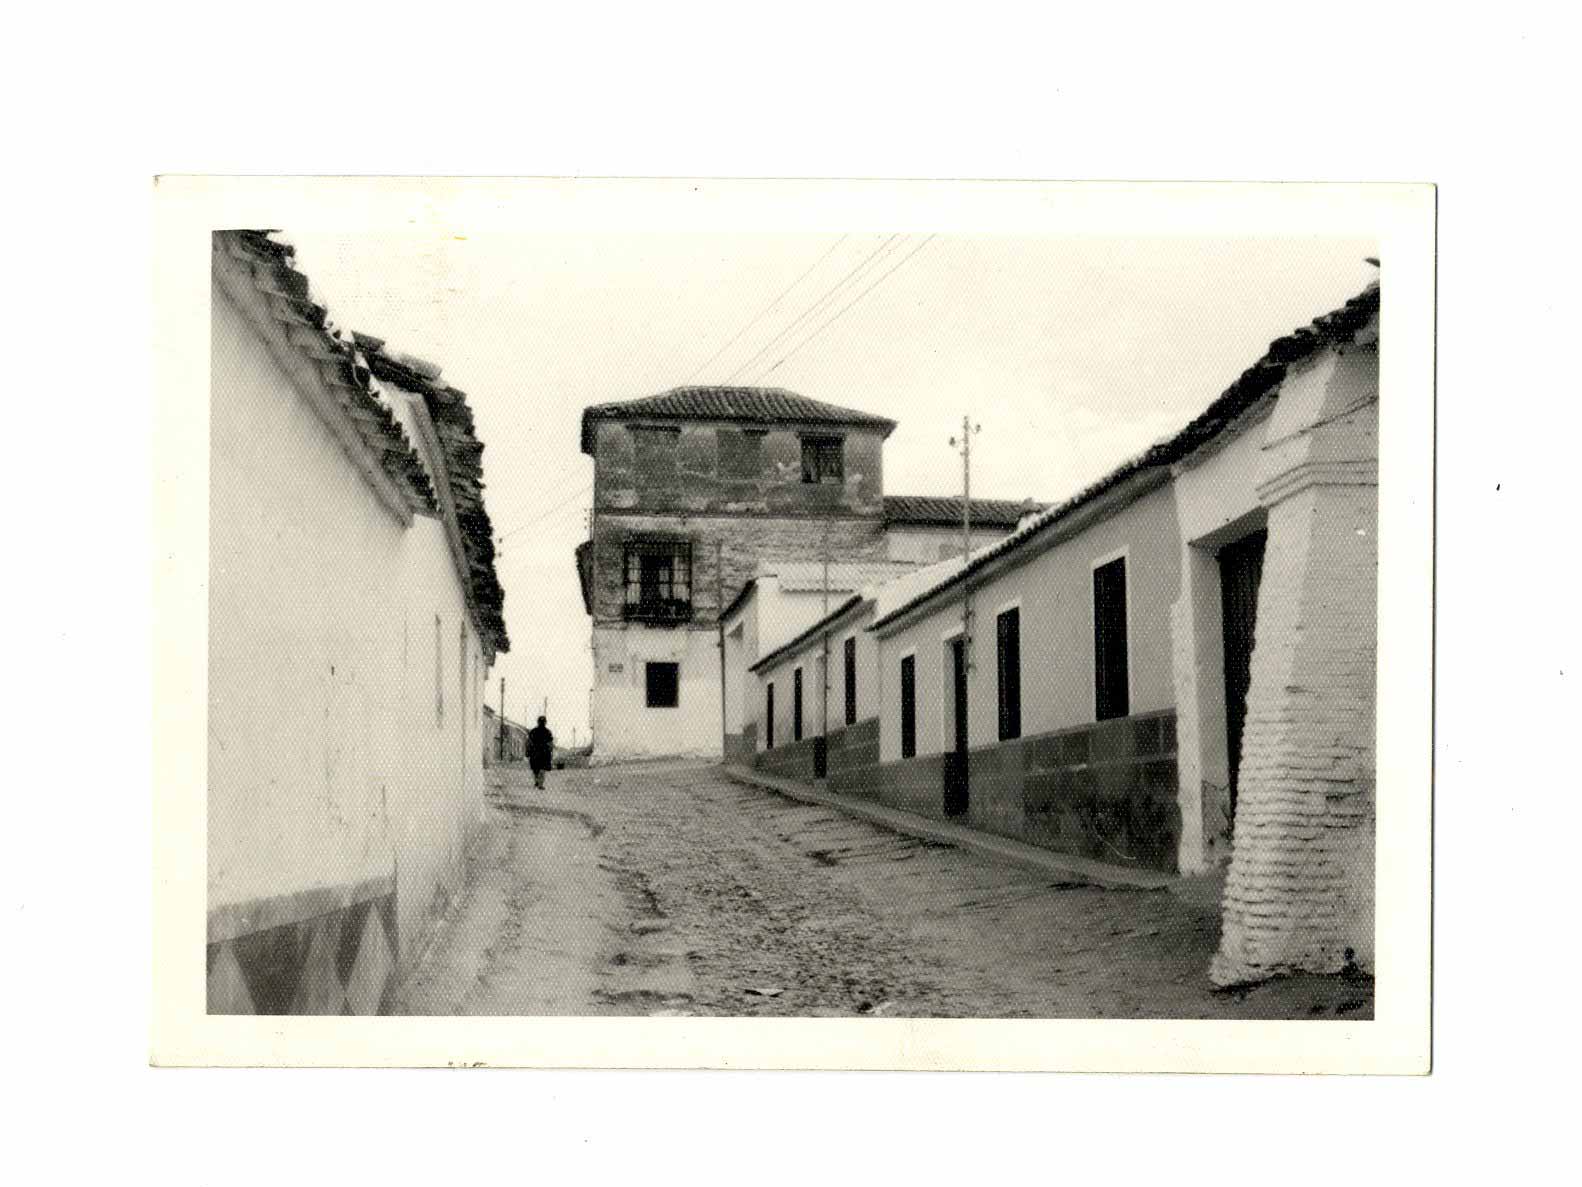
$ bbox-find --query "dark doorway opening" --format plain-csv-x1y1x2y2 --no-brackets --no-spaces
1219,529,1267,823
944,635,970,817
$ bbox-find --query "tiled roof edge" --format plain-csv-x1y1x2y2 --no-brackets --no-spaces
870,282,1381,632
749,594,870,675
580,386,899,454
883,495,1041,527
351,332,511,657
214,231,439,520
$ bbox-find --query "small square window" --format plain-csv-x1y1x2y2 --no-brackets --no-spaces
646,662,680,708
800,436,844,484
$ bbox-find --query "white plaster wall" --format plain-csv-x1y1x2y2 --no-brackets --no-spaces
209,285,487,959
591,625,723,761
877,484,1182,763
886,524,1012,564
758,582,847,656
722,622,747,734
753,612,871,748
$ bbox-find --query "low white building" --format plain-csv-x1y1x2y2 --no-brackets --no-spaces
718,559,921,765
207,231,509,1014
741,282,1381,986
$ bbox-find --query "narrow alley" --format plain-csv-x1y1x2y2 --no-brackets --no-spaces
395,763,1373,1019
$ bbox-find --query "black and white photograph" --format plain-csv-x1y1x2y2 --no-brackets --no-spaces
154,178,1433,1071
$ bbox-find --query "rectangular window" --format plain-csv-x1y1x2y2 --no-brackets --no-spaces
623,539,693,623
843,636,858,726
800,435,844,484
645,661,680,708
1094,556,1130,721
765,682,775,750
997,607,1022,741
899,654,917,759
793,668,804,742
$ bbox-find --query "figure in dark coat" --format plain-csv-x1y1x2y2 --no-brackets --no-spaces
527,717,554,789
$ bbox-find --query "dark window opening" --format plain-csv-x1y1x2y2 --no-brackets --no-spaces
899,654,917,759
800,436,844,484
1093,556,1129,721
997,606,1022,741
765,683,775,749
793,668,804,742
645,661,679,709
623,540,693,623
843,635,858,726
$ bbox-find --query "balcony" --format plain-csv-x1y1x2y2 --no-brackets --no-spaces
622,597,694,625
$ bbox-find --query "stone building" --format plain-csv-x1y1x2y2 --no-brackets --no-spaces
576,387,1035,764
208,231,509,1014
740,283,1379,984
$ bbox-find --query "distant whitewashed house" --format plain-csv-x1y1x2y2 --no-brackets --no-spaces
718,559,923,767
208,231,509,1015
744,283,1380,985
746,553,972,790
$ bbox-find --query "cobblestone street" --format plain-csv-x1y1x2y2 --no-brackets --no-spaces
395,763,1373,1019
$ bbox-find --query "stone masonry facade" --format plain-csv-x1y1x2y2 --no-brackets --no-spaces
585,512,889,627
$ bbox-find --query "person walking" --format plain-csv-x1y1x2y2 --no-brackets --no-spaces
527,716,555,790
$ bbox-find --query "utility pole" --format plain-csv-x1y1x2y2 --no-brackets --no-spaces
949,416,981,670
820,510,831,751
498,676,506,760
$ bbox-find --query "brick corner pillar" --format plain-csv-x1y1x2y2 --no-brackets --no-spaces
1211,332,1379,987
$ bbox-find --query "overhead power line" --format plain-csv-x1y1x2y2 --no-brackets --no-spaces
724,234,904,383
757,234,937,381
495,480,594,544
683,234,849,383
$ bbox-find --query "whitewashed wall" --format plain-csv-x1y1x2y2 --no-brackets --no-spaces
209,283,488,965
876,484,1182,763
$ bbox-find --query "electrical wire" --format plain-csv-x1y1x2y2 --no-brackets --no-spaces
723,234,904,383
494,480,593,544
756,234,936,381
683,234,849,383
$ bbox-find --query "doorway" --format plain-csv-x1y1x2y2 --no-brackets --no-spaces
1218,529,1267,822
944,636,970,817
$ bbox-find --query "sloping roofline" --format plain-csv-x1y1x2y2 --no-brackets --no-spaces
580,385,897,454
869,281,1381,634
212,231,508,658
750,594,871,675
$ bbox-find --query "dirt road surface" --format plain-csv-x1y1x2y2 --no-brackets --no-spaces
394,763,1373,1019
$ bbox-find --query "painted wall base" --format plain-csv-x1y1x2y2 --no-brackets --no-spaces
207,881,398,1015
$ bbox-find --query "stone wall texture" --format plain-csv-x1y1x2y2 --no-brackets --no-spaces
837,711,1181,873
587,512,888,626
593,420,887,518
1211,337,1378,986
1210,482,1377,984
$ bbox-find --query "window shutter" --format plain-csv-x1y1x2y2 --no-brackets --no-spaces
997,607,1021,741
1093,558,1129,721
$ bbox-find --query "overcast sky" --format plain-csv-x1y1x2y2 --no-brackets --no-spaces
287,232,1375,741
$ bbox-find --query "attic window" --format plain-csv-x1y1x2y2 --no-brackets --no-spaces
801,436,844,484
